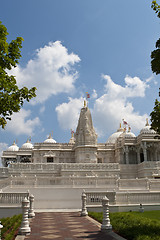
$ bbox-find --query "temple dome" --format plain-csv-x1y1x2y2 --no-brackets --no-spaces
21,139,33,149
119,126,136,139
140,125,156,134
7,142,19,151
123,131,136,138
106,125,124,144
44,134,56,143
140,119,156,134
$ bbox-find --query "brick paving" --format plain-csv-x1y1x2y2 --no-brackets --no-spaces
24,212,125,240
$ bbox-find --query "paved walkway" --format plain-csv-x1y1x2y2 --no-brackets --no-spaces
23,212,125,240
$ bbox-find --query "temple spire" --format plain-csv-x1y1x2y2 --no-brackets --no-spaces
75,104,97,146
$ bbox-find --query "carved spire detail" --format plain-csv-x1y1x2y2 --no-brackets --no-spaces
75,106,97,146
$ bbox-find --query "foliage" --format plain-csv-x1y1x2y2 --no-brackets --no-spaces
151,1,160,75
151,38,160,75
151,1,160,17
0,21,36,129
89,211,160,240
150,99,160,134
0,214,22,240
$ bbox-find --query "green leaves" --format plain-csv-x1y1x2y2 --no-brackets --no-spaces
151,1,160,17
151,1,160,74
151,38,160,75
0,21,36,129
150,99,160,134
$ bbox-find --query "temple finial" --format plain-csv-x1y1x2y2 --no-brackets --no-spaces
71,129,74,138
48,133,52,139
84,100,86,107
120,123,121,128
145,118,149,126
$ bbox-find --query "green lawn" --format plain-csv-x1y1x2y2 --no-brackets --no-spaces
89,211,160,240
130,210,160,221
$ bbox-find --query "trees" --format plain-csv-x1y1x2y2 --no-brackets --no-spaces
151,1,160,17
150,1,160,133
151,38,160,75
151,1,160,74
150,99,160,134
0,21,36,129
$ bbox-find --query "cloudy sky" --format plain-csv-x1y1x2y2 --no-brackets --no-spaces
0,0,160,155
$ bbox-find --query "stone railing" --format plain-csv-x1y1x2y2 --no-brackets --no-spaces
85,191,116,205
118,178,149,190
0,177,10,189
9,163,120,172
148,179,160,190
84,190,160,206
10,175,117,188
138,161,160,170
116,192,160,205
0,192,29,204
0,168,9,177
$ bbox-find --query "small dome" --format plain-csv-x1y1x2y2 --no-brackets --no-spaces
21,139,33,149
119,126,136,139
140,125,156,134
8,142,19,151
140,119,156,134
123,131,136,138
44,134,56,143
107,124,124,144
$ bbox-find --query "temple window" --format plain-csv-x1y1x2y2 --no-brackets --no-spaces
140,152,144,163
47,157,54,163
98,158,103,163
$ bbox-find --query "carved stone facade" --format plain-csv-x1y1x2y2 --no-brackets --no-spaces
2,102,160,179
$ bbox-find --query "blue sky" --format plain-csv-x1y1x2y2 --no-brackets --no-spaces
0,0,160,153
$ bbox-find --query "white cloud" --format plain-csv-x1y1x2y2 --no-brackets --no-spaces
5,109,41,136
0,143,8,167
93,75,148,138
39,105,45,114
55,75,149,140
91,89,98,99
103,74,148,99
9,41,81,104
55,97,84,130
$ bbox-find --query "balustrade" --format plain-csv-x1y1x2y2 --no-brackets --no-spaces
0,192,29,204
84,190,160,206
85,191,116,205
9,162,120,172
116,192,160,204
0,178,10,189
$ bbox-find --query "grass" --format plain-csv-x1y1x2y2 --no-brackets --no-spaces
0,214,22,240
130,210,160,221
89,211,160,240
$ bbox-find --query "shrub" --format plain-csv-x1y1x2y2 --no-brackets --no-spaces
0,214,22,240
88,211,160,240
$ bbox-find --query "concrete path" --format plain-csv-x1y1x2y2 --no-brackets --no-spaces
23,212,126,240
